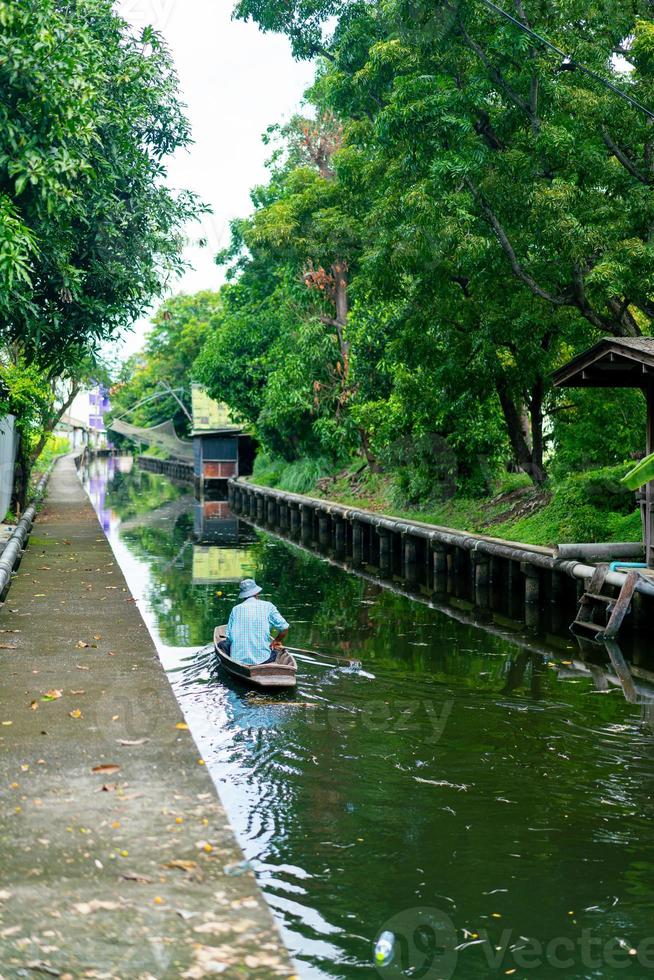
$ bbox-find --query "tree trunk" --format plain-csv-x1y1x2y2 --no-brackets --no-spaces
29,383,79,466
358,426,381,472
330,259,350,377
496,379,547,485
12,438,29,518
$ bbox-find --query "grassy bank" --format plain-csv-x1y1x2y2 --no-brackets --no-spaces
248,456,643,549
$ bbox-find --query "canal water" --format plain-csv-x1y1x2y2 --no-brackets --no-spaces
82,457,654,979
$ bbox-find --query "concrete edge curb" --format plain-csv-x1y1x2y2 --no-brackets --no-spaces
0,456,59,603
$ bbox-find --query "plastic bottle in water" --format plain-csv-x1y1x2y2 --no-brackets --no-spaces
374,930,395,967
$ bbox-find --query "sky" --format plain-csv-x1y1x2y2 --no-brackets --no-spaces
111,0,314,362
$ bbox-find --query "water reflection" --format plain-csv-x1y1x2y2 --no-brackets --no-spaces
80,457,654,980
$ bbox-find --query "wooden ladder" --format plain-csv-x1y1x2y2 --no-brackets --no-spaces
570,564,639,643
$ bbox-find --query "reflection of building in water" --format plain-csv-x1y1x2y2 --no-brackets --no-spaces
192,546,254,585
194,500,239,544
82,454,116,532
115,456,134,475
193,498,258,582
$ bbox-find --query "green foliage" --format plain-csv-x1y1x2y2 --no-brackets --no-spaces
550,388,647,477
0,0,202,370
111,291,222,438
623,451,654,491
252,452,339,493
496,466,641,546
222,0,654,501
31,435,71,480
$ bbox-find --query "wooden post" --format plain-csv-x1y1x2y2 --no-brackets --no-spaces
290,504,300,538
403,534,418,583
474,553,490,590
432,544,448,578
301,505,312,545
646,382,654,567
352,521,363,566
377,528,391,575
334,517,346,557
318,512,331,549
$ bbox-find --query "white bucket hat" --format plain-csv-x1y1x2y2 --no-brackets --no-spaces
239,578,262,599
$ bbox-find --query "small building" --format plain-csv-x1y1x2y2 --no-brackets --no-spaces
191,384,256,495
553,336,654,568
67,385,112,450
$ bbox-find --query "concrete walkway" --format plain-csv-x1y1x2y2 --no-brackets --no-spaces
0,457,294,979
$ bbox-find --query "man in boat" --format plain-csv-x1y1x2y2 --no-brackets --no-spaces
224,578,289,665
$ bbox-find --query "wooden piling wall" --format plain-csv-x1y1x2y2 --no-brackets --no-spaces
137,455,193,483
228,478,654,636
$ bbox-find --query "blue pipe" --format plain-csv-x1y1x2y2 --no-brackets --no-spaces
608,561,648,572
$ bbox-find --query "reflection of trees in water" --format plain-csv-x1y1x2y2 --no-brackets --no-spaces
106,468,184,521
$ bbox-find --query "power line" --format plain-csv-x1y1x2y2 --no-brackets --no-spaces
476,0,654,121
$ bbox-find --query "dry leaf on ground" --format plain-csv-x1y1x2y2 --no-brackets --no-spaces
164,859,198,873
91,764,120,775
72,900,121,915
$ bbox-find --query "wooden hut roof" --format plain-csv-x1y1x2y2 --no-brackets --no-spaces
553,337,654,389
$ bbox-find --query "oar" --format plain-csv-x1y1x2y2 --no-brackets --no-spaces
285,645,361,665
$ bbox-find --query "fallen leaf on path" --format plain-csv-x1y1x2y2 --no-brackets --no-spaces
72,900,120,915
25,961,60,977
117,738,149,746
91,764,120,775
175,722,189,731
120,872,152,884
30,701,39,711
93,635,102,641
69,690,85,696
175,909,198,921
68,709,82,720
182,946,229,978
0,643,17,649
164,859,198,873
32,594,46,598
75,641,90,649
76,665,90,671
41,690,63,702
2,720,13,726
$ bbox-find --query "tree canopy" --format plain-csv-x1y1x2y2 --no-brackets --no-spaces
195,0,654,496
0,0,202,372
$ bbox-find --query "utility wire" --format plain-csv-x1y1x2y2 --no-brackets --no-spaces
476,0,654,121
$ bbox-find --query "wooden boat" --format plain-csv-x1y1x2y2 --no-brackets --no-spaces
213,626,297,689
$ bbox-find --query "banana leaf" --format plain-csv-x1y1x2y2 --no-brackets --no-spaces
622,452,654,491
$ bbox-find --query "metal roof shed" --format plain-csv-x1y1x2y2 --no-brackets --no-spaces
553,336,654,567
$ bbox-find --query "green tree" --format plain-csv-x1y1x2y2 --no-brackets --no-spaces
0,0,202,370
110,291,224,438
232,0,654,487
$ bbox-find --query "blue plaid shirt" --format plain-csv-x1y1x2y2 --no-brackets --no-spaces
226,597,289,666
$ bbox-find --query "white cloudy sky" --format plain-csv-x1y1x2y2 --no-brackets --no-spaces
111,0,314,361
